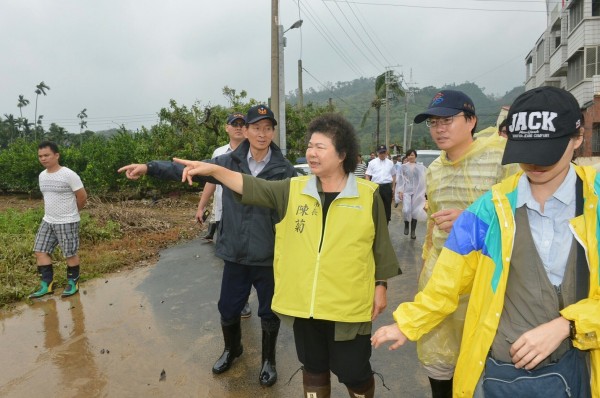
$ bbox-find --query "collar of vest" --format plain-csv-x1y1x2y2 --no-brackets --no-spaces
301,172,360,202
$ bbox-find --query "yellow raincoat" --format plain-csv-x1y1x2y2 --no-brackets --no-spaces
395,165,600,397
418,133,517,369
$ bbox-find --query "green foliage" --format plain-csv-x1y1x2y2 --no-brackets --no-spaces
0,205,123,305
0,139,40,192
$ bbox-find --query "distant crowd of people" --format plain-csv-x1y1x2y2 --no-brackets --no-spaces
31,86,598,398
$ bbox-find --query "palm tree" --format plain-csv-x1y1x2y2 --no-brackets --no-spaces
34,81,50,127
17,95,30,118
361,72,404,147
77,108,88,145
3,114,18,143
36,115,45,140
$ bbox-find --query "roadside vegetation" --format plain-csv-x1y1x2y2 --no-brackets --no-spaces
0,195,199,307
0,86,336,308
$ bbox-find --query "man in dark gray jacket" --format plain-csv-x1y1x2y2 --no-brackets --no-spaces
118,105,296,387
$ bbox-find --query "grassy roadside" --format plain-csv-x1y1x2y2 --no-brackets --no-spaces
0,194,202,307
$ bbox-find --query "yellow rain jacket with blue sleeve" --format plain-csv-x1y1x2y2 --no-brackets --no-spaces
394,165,600,397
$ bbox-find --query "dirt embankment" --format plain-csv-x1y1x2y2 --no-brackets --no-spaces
1,193,204,286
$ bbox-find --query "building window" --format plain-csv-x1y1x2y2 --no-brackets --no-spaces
568,50,584,88
569,0,584,31
592,124,600,155
586,47,599,77
526,56,533,80
593,0,600,16
536,40,545,69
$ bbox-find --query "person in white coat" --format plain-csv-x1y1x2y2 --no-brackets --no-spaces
396,149,427,239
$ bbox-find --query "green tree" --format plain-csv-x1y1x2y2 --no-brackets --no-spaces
360,72,404,146
3,114,18,145
17,95,29,119
33,81,50,136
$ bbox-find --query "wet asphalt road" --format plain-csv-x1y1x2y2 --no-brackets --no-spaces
0,207,430,397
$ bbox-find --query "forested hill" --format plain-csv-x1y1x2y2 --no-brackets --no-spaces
287,77,525,151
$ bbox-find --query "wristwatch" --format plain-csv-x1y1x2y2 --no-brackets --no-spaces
375,280,387,289
569,320,577,340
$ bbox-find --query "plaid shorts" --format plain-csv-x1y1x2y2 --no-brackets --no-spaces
33,220,80,258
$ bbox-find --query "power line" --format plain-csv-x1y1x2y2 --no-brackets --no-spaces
344,0,395,66
302,66,366,114
333,1,388,70
297,0,365,76
321,0,383,73
322,0,546,12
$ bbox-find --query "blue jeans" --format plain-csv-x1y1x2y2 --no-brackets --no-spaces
482,349,590,398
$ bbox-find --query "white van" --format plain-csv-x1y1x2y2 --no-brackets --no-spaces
415,149,441,168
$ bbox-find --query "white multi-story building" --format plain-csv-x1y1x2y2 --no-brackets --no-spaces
526,0,600,156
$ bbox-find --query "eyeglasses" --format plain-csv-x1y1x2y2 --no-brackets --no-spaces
230,121,245,128
425,113,463,128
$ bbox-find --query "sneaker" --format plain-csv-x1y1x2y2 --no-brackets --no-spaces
241,302,252,318
29,280,54,299
62,278,79,297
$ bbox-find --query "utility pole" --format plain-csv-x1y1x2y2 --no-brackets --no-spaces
271,0,280,147
401,70,418,152
384,65,401,151
298,59,303,110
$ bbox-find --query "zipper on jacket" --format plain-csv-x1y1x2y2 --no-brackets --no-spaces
310,193,340,318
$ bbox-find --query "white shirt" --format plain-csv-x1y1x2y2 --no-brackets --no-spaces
366,157,394,184
39,167,84,224
212,143,234,221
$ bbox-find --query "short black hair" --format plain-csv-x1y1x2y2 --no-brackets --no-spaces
405,149,417,158
38,141,59,154
307,113,359,174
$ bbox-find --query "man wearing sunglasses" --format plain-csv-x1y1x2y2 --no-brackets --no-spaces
404,90,515,397
117,105,297,387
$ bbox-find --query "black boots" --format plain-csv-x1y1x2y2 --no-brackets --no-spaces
303,369,331,398
259,328,279,386
212,321,243,374
404,221,409,235
410,219,417,239
346,374,375,398
203,221,219,242
428,377,453,398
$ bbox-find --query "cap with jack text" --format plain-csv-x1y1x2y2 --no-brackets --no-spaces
414,90,476,124
501,86,582,166
245,105,277,126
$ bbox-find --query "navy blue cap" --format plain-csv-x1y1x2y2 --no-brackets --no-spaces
246,105,277,126
376,144,387,153
226,112,246,125
414,90,476,124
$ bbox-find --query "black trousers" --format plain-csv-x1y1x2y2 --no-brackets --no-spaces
378,183,393,222
293,317,373,386
218,260,278,325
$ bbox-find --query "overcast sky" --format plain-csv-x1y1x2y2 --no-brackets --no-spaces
1,0,550,133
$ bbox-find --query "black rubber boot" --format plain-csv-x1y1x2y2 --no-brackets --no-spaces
259,327,279,386
202,222,216,241
410,219,417,239
346,374,375,398
404,221,409,235
303,369,331,398
212,321,243,374
428,377,452,398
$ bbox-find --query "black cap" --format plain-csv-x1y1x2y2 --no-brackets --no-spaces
501,86,582,166
414,90,476,124
226,112,246,125
246,105,277,126
377,144,387,153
